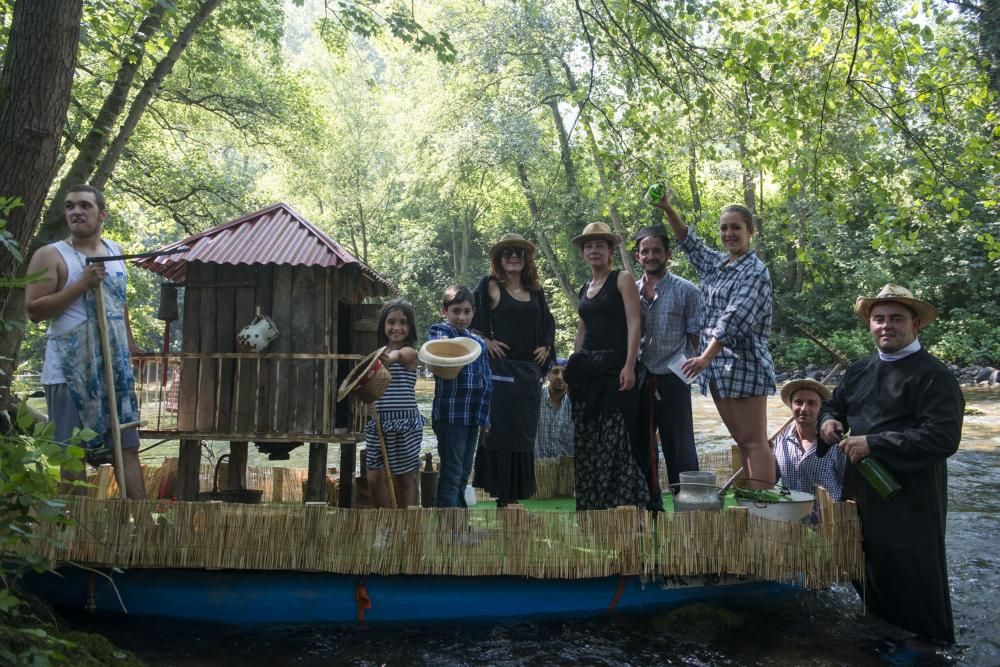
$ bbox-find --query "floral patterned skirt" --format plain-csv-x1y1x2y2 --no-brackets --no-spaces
571,400,650,511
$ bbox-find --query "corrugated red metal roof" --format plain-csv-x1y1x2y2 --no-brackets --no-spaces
135,202,396,293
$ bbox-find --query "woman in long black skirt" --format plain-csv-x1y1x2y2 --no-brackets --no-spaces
471,233,555,507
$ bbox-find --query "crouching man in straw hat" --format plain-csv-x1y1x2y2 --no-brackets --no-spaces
817,284,964,643
773,378,845,524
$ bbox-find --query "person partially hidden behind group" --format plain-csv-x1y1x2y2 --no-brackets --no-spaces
471,233,555,507
565,222,650,511
652,192,777,489
772,378,846,523
536,359,573,460
818,283,963,644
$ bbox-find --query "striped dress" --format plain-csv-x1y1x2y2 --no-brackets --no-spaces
365,362,426,474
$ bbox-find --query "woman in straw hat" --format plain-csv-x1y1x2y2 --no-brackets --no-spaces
652,193,776,489
564,222,650,511
470,233,555,506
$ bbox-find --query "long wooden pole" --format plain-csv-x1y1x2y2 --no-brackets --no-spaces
373,411,397,509
94,285,127,498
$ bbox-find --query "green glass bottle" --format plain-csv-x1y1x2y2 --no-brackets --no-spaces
855,456,902,500
646,182,665,206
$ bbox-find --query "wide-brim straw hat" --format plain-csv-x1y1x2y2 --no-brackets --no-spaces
571,221,622,249
780,378,832,407
489,233,536,257
854,283,937,326
337,346,390,404
418,337,482,380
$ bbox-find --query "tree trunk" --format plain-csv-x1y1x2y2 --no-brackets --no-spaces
582,118,632,268
560,61,631,268
688,142,703,221
36,4,169,252
516,161,578,306
0,0,83,406
89,0,223,191
30,0,223,252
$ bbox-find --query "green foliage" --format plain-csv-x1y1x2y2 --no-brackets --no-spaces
929,310,1000,366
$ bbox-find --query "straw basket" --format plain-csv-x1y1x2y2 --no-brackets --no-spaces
337,346,391,404
417,338,482,379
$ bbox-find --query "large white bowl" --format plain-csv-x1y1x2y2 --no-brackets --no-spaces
735,489,814,523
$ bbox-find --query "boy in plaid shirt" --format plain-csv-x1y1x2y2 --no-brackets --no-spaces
428,285,492,507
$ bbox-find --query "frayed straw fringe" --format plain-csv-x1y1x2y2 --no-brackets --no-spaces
25,485,862,588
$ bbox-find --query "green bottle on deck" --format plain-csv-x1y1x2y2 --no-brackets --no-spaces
646,182,665,206
855,456,902,500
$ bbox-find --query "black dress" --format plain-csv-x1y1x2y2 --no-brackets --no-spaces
817,349,964,642
565,271,650,511
471,277,554,503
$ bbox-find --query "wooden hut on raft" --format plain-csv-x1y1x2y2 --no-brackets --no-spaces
132,202,395,505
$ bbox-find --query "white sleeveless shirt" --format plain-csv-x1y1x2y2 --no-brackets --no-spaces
41,239,127,385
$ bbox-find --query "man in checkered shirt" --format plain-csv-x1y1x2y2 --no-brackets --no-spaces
633,224,701,510
773,378,846,523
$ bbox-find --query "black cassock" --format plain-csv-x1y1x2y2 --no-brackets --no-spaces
818,348,964,643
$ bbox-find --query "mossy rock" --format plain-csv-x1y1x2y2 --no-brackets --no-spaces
651,602,744,634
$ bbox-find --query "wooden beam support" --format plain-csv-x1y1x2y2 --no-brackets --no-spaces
176,439,202,501
305,442,328,503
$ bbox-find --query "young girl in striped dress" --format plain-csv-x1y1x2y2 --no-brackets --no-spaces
365,299,426,507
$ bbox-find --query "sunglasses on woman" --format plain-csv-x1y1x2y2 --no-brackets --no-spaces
501,247,525,259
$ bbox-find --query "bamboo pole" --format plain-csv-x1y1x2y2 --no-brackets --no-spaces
94,285,127,499
374,411,397,509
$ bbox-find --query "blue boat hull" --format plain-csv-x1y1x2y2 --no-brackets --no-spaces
23,568,795,624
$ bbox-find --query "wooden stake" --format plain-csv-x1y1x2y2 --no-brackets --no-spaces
374,411,397,509
94,285,127,499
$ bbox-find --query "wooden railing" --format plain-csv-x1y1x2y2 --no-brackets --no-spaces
132,352,370,442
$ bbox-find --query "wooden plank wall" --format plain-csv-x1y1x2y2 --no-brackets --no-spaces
177,263,390,437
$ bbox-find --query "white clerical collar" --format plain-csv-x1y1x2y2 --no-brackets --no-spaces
878,338,921,361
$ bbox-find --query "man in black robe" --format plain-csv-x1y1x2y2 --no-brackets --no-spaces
818,284,964,643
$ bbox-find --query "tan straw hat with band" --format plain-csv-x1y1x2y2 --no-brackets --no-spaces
337,346,390,404
489,233,536,257
418,337,482,380
780,378,832,407
571,221,622,249
853,283,937,326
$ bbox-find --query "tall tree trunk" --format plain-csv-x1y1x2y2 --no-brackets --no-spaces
37,4,169,250
516,161,578,306
0,0,83,406
544,59,577,192
560,60,631,268
32,0,224,252
688,141,703,222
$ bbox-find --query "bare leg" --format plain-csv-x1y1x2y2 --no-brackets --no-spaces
121,449,147,500
394,470,418,508
713,393,774,489
367,468,391,508
60,467,88,496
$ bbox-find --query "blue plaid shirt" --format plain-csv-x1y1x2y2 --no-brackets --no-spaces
679,228,775,398
535,385,574,459
773,422,846,522
637,272,701,375
428,323,492,427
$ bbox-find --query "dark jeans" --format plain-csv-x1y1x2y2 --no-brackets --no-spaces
636,372,699,507
434,420,480,508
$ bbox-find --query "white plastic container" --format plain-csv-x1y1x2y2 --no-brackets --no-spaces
735,489,814,523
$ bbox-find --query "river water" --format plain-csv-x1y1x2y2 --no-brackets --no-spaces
56,387,1000,666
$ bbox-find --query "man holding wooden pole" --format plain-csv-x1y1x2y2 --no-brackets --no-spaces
26,184,145,499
